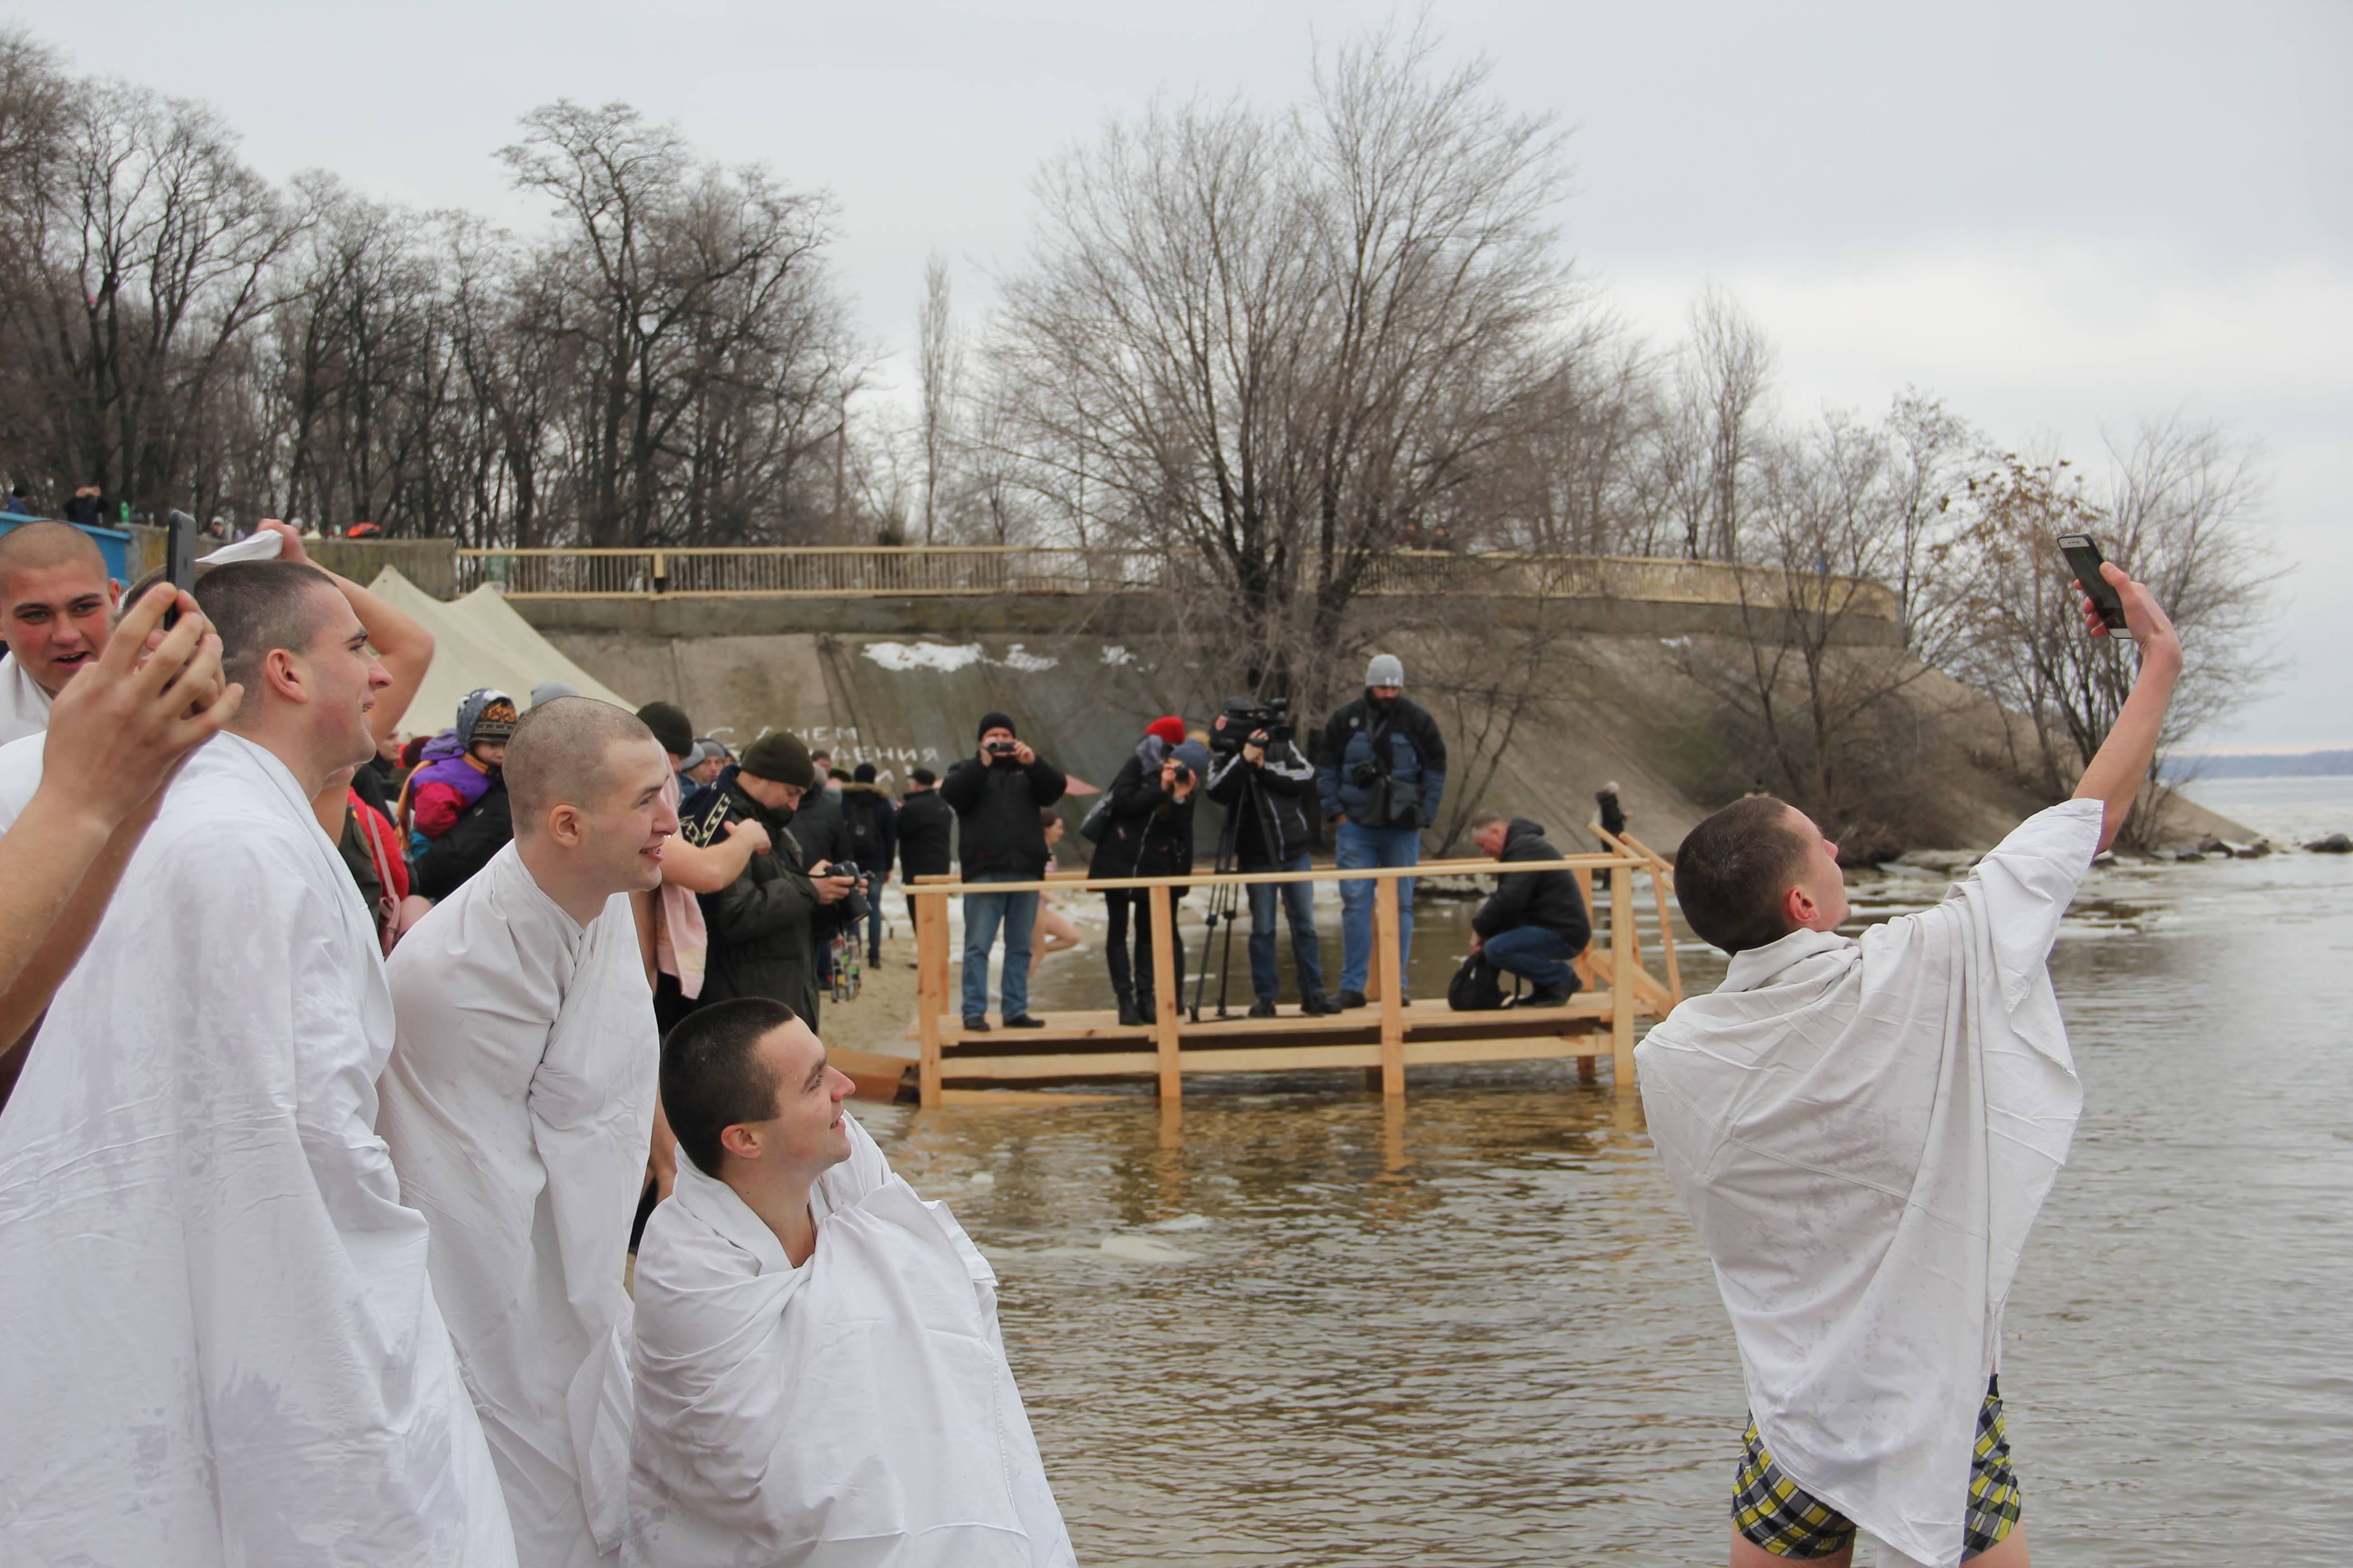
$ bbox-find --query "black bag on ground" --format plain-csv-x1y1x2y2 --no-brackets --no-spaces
1446,951,1516,1011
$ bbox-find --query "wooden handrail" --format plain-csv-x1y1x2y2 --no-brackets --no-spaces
905,852,1640,898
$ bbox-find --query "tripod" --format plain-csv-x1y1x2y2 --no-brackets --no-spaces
1188,760,1258,1022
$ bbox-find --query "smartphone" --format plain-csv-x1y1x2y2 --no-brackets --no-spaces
2057,533,2127,632
163,509,197,629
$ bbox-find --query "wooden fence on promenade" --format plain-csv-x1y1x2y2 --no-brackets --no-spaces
896,833,1688,1109
453,544,1899,620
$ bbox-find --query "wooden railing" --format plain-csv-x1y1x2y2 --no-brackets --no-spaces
453,545,1899,620
905,849,1684,1108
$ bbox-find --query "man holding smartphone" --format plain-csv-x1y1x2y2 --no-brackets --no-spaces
939,712,1066,1031
693,731,854,1029
1638,556,2180,1568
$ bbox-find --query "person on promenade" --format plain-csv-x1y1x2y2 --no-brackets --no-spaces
1466,812,1590,1006
1636,562,2181,1568
940,712,1066,1031
1205,710,1333,1018
380,699,677,1567
1318,654,1446,1009
0,559,516,1565
0,519,120,744
695,730,855,1028
0,582,234,1109
627,997,1076,1567
843,761,898,964
1093,719,1203,1026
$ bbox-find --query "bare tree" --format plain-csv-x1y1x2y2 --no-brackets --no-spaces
1679,286,1775,560
915,249,962,544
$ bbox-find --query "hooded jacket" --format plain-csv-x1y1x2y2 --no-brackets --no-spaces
1471,817,1591,949
896,788,955,882
694,771,823,1024
939,751,1067,878
1090,739,1203,881
1317,692,1446,827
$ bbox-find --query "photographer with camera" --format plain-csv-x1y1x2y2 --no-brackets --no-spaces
940,712,1066,1030
1092,719,1207,1026
1317,654,1447,1009
1205,702,1334,1018
691,731,859,1029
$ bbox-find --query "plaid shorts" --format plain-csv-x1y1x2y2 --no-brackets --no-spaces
1731,1377,2022,1559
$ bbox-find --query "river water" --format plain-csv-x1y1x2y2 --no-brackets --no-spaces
872,778,2353,1565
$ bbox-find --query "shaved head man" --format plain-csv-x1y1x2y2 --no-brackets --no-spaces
0,521,121,743
0,558,518,1562
380,697,678,1567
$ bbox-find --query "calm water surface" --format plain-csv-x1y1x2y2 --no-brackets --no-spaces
874,778,2353,1565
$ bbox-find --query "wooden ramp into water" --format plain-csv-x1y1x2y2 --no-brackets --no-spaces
901,835,1686,1109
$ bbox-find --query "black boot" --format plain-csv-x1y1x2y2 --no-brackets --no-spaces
1115,987,1145,1028
1301,991,1336,1016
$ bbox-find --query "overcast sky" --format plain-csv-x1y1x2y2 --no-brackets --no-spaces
18,0,2347,751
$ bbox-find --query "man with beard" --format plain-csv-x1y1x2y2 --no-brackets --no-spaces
1317,654,1447,1009
0,559,515,1565
691,730,857,1028
0,520,121,744
380,699,678,1566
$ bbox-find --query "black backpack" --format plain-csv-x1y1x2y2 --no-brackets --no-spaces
1446,951,1517,1011
845,793,882,863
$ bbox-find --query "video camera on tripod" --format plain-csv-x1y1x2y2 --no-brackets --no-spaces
1208,696,1291,756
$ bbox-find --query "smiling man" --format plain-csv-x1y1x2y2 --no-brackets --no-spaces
0,559,517,1564
0,520,121,743
628,997,1075,1567
379,698,678,1567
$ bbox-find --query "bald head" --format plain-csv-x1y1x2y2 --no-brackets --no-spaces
507,698,662,830
1,522,119,695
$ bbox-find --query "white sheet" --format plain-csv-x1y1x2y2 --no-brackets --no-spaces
0,650,51,746
0,729,42,830
0,731,516,1566
381,842,660,1568
627,1114,1076,1568
1635,799,2101,1568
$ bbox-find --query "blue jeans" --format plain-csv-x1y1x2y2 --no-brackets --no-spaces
961,872,1037,1021
1246,851,1325,1001
1336,821,1419,996
864,868,888,963
1482,926,1577,995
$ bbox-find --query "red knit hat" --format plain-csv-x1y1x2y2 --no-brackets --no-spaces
1145,716,1186,748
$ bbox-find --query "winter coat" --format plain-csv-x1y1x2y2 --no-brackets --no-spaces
896,789,955,882
695,778,823,1025
1471,817,1592,950
1089,748,1198,880
1204,736,1317,866
412,778,512,901
840,783,898,876
939,752,1067,878
1317,693,1448,828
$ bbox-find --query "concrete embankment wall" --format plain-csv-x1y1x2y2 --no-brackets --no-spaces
518,593,2057,854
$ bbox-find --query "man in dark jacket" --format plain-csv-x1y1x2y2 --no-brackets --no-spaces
897,768,954,881
1318,653,1447,1008
693,731,856,1028
1092,725,1205,1026
841,763,897,964
939,712,1066,1030
1468,812,1591,1007
1205,715,1332,1018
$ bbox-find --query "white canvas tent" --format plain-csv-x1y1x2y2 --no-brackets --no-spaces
369,568,635,737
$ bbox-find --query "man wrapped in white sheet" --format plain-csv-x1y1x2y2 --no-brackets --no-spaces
381,698,678,1566
1636,562,2182,1568
628,998,1077,1567
0,559,515,1565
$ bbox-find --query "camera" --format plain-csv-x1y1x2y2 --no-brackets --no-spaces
1209,696,1291,757
1350,758,1380,787
986,739,1020,758
1168,760,1193,785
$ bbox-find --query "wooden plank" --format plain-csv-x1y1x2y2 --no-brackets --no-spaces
939,1051,1164,1080
1610,855,1637,1091
936,1089,1134,1108
1179,1044,1386,1073
1149,882,1181,1102
1375,877,1405,1098
916,890,947,1108
1402,1037,1604,1066
1653,867,1685,1010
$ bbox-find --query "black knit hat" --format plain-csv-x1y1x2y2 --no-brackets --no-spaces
977,710,1016,741
635,701,695,759
853,762,878,783
739,731,816,788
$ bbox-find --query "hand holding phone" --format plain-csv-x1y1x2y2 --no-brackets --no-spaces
2057,534,2128,632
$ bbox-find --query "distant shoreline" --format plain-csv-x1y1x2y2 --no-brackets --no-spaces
2167,748,2353,780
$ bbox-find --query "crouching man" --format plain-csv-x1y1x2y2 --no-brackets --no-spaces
1467,812,1590,1006
1636,562,2180,1568
628,998,1077,1567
